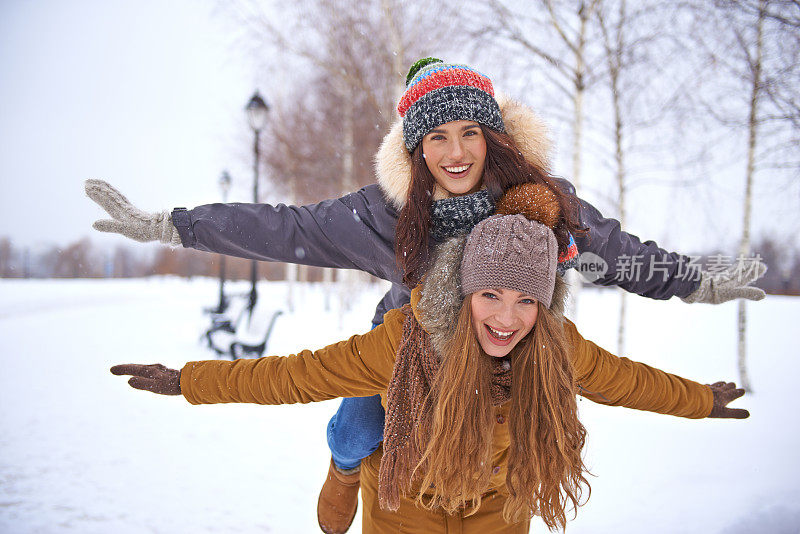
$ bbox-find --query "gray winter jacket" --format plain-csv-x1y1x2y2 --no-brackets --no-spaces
172,96,700,324
172,180,698,324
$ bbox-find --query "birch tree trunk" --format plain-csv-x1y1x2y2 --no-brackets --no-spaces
322,267,333,312
558,0,601,316
737,0,766,392
381,0,407,91
571,2,590,195
565,6,589,317
285,263,297,312
338,86,358,316
598,0,628,356
614,94,627,356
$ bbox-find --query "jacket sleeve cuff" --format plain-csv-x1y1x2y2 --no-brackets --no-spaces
700,385,715,418
171,207,195,247
180,361,201,405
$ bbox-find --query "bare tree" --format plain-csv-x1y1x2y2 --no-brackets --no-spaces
51,238,103,278
597,0,631,354
682,0,800,390
472,0,609,315
738,1,767,391
0,237,14,278
228,0,471,198
110,245,148,278
594,0,683,354
223,0,470,309
477,0,606,193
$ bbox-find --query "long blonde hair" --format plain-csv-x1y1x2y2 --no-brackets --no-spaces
412,297,589,530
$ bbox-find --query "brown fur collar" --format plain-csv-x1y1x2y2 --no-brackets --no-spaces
416,236,568,359
374,94,552,210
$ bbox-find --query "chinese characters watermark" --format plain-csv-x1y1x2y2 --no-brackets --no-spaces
575,252,765,283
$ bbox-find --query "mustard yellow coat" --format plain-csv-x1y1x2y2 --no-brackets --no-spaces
180,289,713,533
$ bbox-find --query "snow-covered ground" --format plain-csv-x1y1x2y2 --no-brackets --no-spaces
0,278,798,533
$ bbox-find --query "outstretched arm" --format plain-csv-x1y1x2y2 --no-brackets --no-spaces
564,318,748,419
555,178,766,304
110,309,405,405
86,180,402,283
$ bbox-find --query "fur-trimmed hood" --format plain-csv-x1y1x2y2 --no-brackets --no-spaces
374,94,552,210
413,235,568,359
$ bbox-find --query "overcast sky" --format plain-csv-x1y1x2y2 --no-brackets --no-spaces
0,0,259,249
1,0,797,259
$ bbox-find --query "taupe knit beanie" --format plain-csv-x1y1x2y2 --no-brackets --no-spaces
460,214,558,307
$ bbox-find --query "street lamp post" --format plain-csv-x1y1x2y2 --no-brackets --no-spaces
216,170,232,314
245,91,269,317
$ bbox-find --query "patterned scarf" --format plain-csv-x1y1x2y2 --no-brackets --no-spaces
430,189,578,274
430,190,494,241
378,305,513,511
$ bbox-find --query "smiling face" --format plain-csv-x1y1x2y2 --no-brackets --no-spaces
421,120,487,197
470,288,539,358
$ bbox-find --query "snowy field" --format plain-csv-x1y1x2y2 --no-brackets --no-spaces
1,277,798,534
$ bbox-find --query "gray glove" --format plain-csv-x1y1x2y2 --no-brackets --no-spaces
85,179,181,245
681,258,767,304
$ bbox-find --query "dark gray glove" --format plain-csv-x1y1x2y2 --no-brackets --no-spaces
682,259,767,304
86,179,181,245
111,363,181,395
707,381,749,419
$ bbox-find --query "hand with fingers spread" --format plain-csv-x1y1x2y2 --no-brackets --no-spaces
707,381,749,419
682,259,768,304
111,363,181,396
85,179,181,245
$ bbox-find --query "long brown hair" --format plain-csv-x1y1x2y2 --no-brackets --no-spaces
412,298,589,531
395,125,583,287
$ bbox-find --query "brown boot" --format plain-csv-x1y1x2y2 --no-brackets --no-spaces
317,458,360,534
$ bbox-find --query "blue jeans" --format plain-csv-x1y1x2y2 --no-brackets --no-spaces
327,323,386,471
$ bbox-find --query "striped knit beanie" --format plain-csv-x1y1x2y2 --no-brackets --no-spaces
397,58,505,152
460,214,558,307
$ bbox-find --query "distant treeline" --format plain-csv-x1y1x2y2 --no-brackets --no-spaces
0,236,336,284
1,235,797,296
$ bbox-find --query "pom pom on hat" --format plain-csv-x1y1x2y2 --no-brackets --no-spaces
495,183,561,229
405,57,443,86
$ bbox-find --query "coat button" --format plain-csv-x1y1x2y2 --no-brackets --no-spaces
492,466,501,475
496,414,505,424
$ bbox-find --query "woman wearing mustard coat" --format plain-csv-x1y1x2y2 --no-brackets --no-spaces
111,214,748,533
